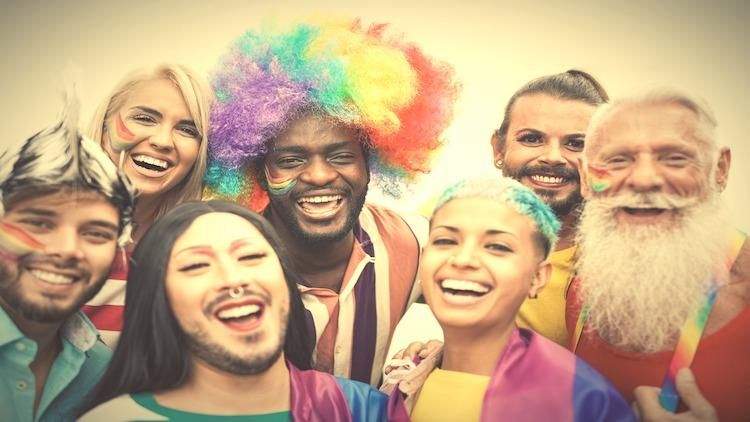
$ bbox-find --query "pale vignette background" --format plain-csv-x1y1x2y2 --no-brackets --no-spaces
1,0,747,232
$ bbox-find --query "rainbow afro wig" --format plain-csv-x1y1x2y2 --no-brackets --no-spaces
205,18,459,210
434,176,561,258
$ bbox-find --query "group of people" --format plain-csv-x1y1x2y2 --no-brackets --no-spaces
0,17,746,422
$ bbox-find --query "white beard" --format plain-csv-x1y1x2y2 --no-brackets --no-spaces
575,191,731,353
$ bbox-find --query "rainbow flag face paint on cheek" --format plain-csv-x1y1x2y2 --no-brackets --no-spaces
587,165,612,192
109,112,140,152
264,166,297,196
0,221,45,262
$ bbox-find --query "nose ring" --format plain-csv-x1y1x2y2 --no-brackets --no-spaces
229,286,245,299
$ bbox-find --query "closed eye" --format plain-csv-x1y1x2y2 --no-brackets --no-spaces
485,242,512,253
131,114,157,125
239,253,266,261
178,262,209,272
431,237,457,246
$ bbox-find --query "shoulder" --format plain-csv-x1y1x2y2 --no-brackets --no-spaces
79,394,166,421
363,204,427,245
335,376,387,422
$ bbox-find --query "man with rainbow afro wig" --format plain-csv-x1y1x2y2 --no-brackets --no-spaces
206,18,459,386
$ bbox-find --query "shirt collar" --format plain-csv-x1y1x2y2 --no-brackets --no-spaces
0,307,99,352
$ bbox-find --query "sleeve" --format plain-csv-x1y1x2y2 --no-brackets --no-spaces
335,376,389,422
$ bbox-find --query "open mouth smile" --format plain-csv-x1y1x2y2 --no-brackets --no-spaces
438,278,493,305
130,154,173,176
528,173,571,188
214,299,266,332
296,194,345,219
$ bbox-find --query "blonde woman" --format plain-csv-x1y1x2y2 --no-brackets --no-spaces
83,64,213,345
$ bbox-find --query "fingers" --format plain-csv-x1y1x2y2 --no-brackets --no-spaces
674,368,717,421
385,341,425,374
633,385,666,421
421,340,443,358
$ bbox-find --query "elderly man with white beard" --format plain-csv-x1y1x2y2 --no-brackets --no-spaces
566,90,749,421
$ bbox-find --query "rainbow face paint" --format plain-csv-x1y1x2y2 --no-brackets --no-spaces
0,221,45,262
587,165,612,192
264,165,297,196
109,112,140,151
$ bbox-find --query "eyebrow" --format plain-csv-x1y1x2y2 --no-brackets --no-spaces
271,140,357,155
431,225,518,238
229,238,257,253
16,208,58,217
130,106,197,128
174,246,216,257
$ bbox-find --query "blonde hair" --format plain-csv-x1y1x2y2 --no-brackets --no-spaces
88,63,213,220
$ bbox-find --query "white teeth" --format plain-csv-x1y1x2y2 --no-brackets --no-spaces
30,270,74,285
217,304,261,320
440,279,490,294
531,175,565,184
298,195,342,204
132,154,169,169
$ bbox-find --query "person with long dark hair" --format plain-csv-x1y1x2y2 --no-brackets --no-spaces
80,200,386,421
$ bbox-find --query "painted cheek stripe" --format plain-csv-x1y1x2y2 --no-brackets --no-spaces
587,165,612,192
264,166,297,196
110,113,140,151
0,221,45,260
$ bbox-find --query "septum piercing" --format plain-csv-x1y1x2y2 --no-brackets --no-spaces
229,286,245,299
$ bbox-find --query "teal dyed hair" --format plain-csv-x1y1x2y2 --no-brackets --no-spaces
434,176,561,258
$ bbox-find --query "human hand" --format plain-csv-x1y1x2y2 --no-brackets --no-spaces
383,339,443,374
632,368,717,422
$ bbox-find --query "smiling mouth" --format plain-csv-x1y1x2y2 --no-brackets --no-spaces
622,207,668,217
29,269,77,285
440,279,491,297
529,174,569,186
214,301,265,331
296,195,344,216
131,154,171,173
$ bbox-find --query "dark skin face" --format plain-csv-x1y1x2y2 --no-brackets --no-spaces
263,115,369,291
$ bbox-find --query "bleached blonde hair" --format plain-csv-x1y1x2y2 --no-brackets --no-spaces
88,63,213,220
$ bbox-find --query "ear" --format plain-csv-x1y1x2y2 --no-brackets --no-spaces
578,156,592,199
529,260,552,298
714,147,731,192
490,132,504,164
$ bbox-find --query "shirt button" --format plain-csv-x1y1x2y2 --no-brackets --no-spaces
15,342,26,351
16,381,27,390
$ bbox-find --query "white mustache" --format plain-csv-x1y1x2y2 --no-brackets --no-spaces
594,192,700,210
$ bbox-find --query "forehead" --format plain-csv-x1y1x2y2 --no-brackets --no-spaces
173,212,270,251
509,94,596,131
4,190,119,225
271,115,361,151
588,102,704,156
432,197,535,239
121,78,188,111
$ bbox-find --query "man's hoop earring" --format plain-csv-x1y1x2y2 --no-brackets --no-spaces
229,286,245,299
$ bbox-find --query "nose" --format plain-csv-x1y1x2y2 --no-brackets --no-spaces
45,228,85,264
148,127,175,152
626,156,664,192
449,242,480,269
299,157,338,187
215,256,248,292
538,141,566,166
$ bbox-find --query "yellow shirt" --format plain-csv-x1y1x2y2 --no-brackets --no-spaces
516,246,576,346
411,368,490,422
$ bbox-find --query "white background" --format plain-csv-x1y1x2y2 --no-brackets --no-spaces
1,0,747,231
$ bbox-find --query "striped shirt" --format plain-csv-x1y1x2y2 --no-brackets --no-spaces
301,204,426,386
82,247,129,347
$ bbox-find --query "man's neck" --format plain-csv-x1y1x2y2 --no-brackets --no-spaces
440,321,516,377
155,355,291,415
554,209,580,251
132,195,160,244
267,210,355,292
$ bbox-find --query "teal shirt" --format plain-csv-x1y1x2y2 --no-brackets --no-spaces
81,393,291,421
0,308,111,421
